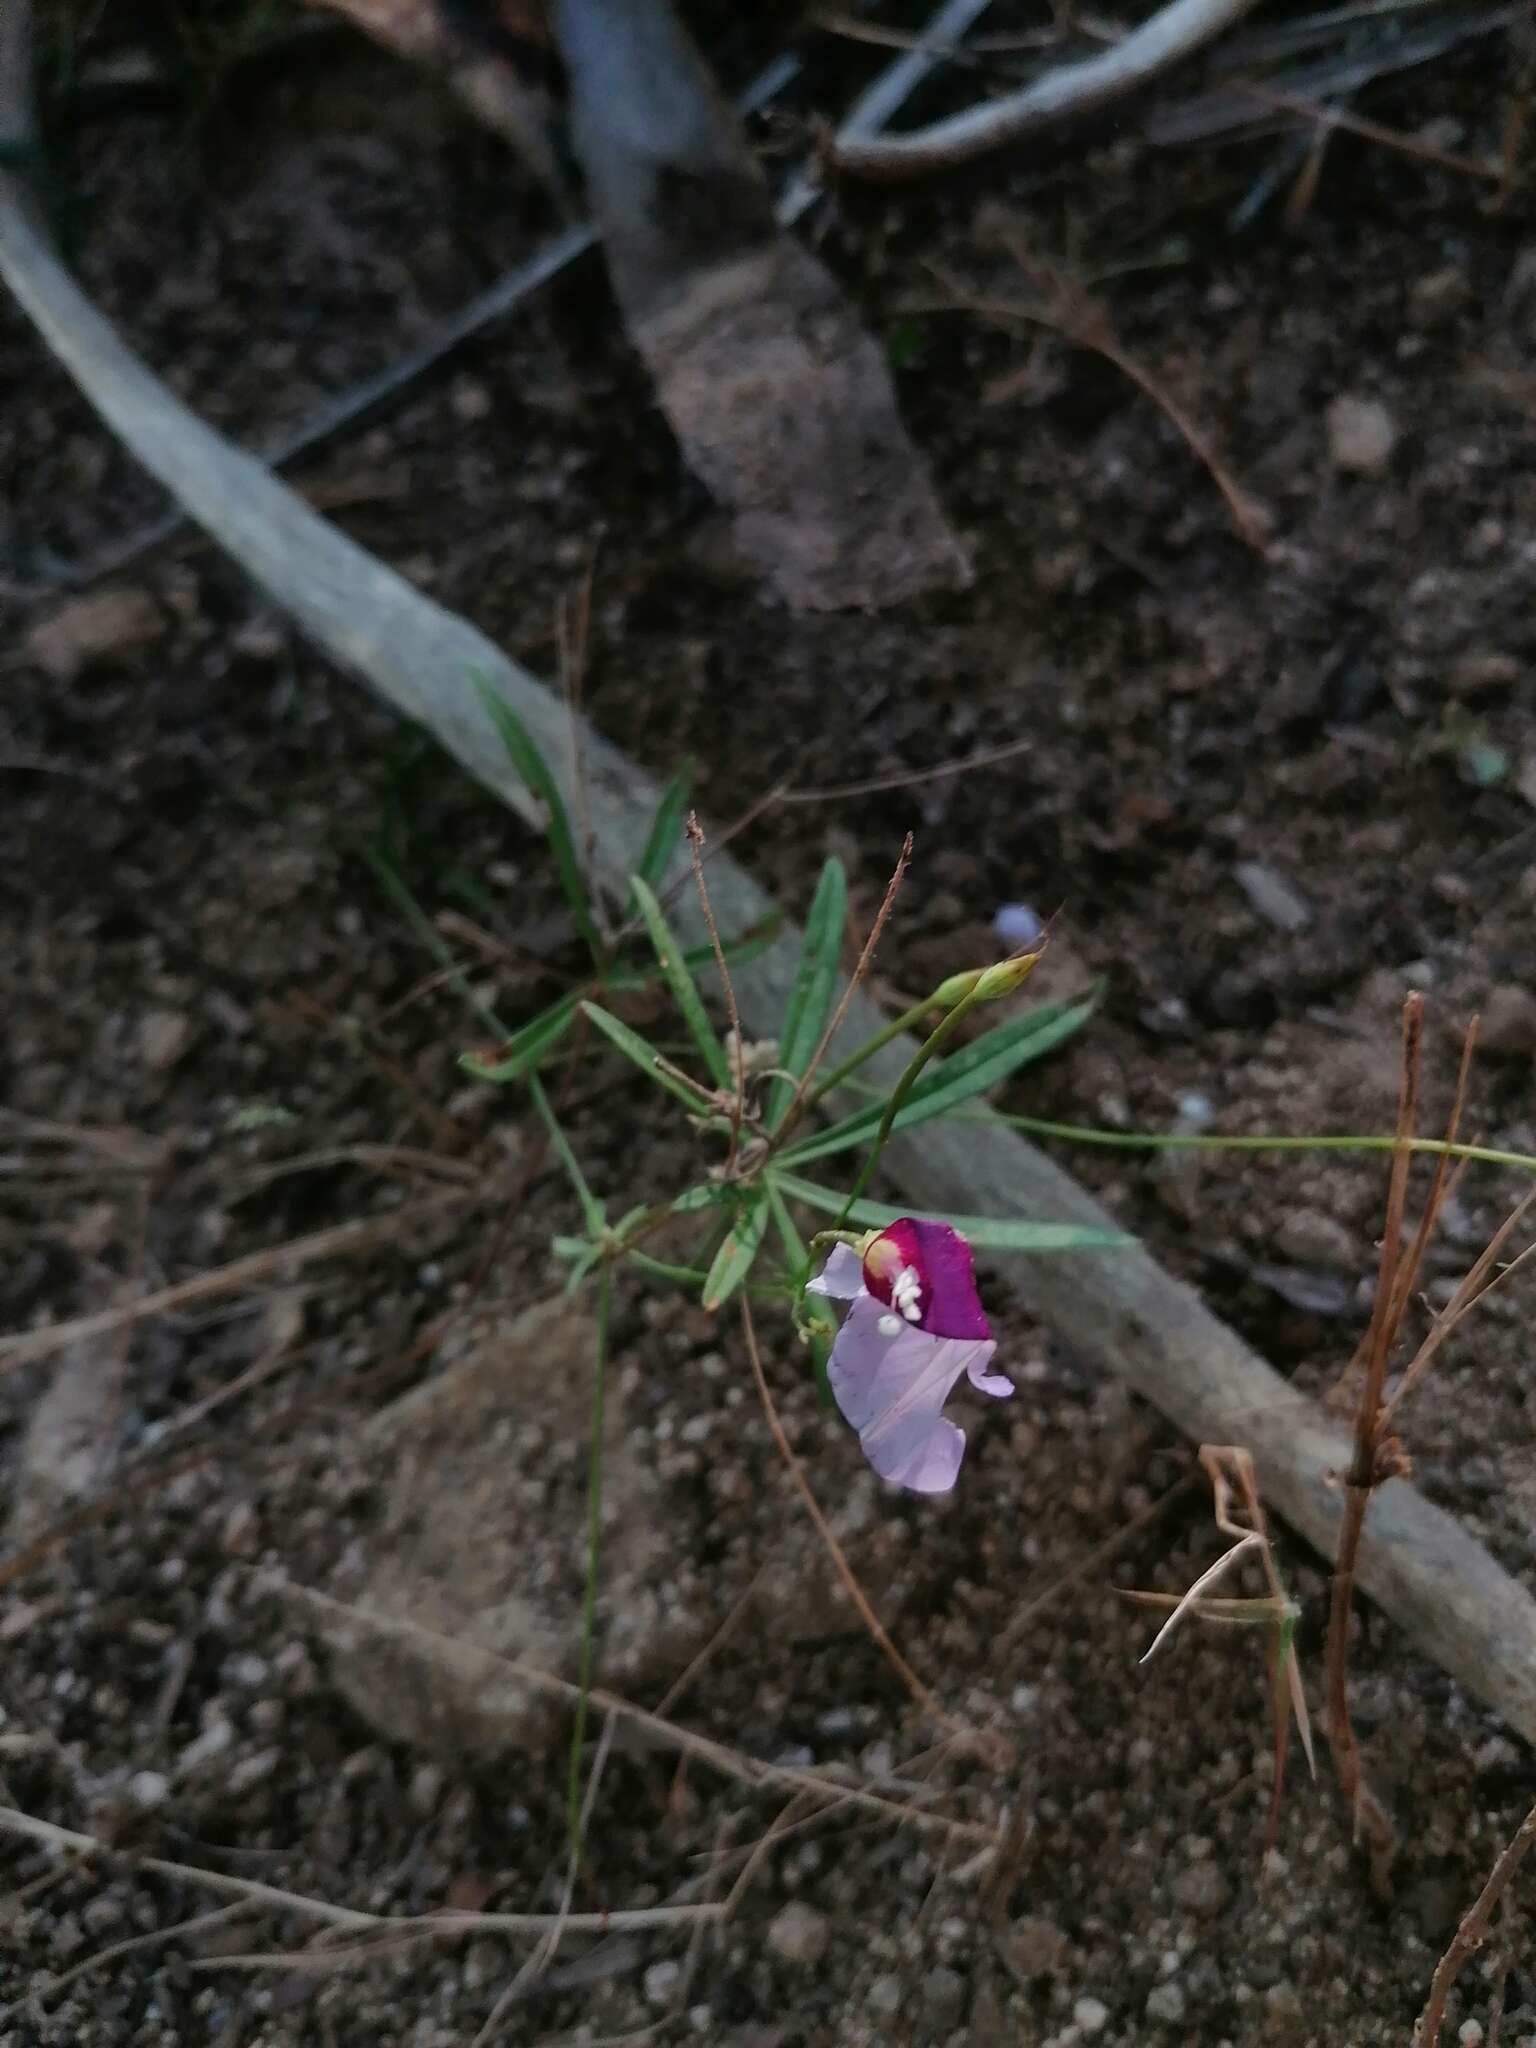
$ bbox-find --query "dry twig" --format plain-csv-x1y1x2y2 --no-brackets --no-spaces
830,0,1262,178
1417,1801,1536,2048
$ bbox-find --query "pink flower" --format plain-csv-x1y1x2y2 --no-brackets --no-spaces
807,1220,1011,1493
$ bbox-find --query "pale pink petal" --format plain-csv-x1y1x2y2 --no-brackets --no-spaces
806,1242,866,1300
967,1358,1014,1400
828,1294,1001,1495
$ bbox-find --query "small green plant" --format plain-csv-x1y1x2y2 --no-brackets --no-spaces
451,681,1120,1849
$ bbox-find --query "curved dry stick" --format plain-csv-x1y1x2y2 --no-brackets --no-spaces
7,46,1536,1753
830,0,1263,180
1416,1799,1536,2048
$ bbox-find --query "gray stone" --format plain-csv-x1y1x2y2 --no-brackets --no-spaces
1326,394,1397,474
767,1901,830,1965
1146,1981,1187,2024
1272,1209,1357,1275
286,1295,708,1757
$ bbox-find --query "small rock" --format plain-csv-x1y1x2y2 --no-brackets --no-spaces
1411,265,1470,328
11,1333,124,1541
1272,1209,1356,1274
220,1500,260,1559
127,1769,170,1810
1479,985,1536,1058
1171,1857,1232,1919
1234,861,1312,933
176,1718,234,1779
451,377,494,423
1074,1995,1110,2035
644,1960,682,2009
993,902,1045,951
868,1973,903,2017
1253,1264,1353,1317
138,1008,193,1073
25,586,164,680
1451,651,1521,698
923,1966,966,2026
227,1747,280,1796
1326,394,1397,475
767,1901,830,1966
1008,1916,1069,1977
282,1294,711,1757
1146,1982,1187,2025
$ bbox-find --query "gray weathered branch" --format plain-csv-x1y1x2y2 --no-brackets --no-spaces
831,0,1263,180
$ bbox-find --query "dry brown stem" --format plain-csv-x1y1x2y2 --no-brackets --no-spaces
739,1299,950,1729
1417,1800,1536,2048
936,225,1271,553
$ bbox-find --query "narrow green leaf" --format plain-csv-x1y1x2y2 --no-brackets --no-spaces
768,857,847,1129
459,998,577,1084
770,1172,1131,1252
778,996,1097,1167
673,1183,729,1215
581,1001,716,1112
630,877,731,1088
702,1185,771,1311
634,767,693,896
471,671,602,962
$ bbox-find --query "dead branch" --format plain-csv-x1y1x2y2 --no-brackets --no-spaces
830,0,1263,180
302,0,568,199
1417,1799,1536,2048
8,16,1536,1753
551,0,966,608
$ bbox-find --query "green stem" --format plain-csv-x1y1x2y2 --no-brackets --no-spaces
1001,1115,1536,1177
567,1264,611,1860
833,985,988,1233
794,997,933,1123
528,1073,605,1235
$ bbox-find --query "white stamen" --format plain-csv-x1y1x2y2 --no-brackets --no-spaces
891,1265,924,1323
878,1312,903,1337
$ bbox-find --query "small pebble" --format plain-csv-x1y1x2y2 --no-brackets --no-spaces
1008,1916,1068,1977
644,1960,681,2008
1074,1995,1110,2035
1146,1982,1187,2024
868,1973,903,2017
923,1966,966,2026
994,902,1045,950
767,1901,830,1966
127,1769,169,1810
1327,393,1397,475
1234,861,1312,934
1273,1209,1356,1274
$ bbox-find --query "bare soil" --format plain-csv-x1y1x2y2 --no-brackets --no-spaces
4,8,1536,2044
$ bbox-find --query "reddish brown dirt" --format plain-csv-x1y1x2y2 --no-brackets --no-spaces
4,8,1536,2043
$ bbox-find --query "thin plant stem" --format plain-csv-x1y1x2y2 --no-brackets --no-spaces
687,814,746,1169
738,1297,947,1727
999,1114,1536,1181
1324,994,1422,1877
832,976,990,1232
797,995,935,1118
774,833,913,1147
527,1073,604,1235
567,1264,612,1858
1416,1800,1536,2048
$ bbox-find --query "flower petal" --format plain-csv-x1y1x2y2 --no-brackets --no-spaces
827,1294,999,1494
864,1218,989,1340
806,1242,866,1300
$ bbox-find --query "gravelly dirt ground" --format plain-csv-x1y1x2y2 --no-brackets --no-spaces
4,6,1536,2043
